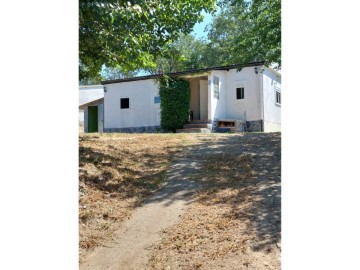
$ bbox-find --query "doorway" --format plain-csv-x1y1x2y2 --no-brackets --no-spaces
88,106,98,132
199,80,208,120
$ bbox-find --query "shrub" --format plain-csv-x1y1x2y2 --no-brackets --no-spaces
159,77,190,132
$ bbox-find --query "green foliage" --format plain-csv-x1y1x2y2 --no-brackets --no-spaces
147,0,282,74
204,4,241,66
79,0,216,81
159,77,190,132
101,66,138,80
213,0,281,68
143,34,210,74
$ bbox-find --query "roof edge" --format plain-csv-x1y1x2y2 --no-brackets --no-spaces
79,97,104,109
264,66,281,78
101,61,265,85
79,85,103,89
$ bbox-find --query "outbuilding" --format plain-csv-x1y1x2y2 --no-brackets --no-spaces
79,85,104,132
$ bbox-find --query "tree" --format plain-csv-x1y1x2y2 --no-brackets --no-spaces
203,4,241,67
146,33,210,73
202,0,281,69
101,66,138,80
79,0,216,81
222,0,281,68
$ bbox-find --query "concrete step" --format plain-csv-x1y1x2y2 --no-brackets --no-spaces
189,120,212,124
176,128,211,133
183,123,209,129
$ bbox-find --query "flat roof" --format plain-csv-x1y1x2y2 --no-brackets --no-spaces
101,61,264,85
79,97,104,109
79,85,103,89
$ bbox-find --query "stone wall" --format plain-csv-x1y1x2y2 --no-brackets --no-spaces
213,119,263,132
104,126,161,133
245,120,263,132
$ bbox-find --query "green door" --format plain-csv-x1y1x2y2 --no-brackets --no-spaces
88,106,98,132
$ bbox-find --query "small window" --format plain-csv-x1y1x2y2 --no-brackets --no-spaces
275,89,281,105
154,96,160,104
236,87,244,99
120,98,129,109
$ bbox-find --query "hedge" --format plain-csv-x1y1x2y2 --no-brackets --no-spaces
159,77,190,132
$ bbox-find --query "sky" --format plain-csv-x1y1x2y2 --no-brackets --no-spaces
191,11,214,40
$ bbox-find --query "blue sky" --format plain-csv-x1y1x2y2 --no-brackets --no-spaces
191,11,214,39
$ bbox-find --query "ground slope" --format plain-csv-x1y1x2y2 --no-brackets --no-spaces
147,133,281,270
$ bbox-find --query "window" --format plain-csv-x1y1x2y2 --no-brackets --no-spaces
154,96,160,104
213,76,219,99
235,80,245,100
236,87,244,99
120,98,129,109
275,88,281,105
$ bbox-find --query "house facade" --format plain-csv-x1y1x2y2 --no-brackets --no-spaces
98,62,281,133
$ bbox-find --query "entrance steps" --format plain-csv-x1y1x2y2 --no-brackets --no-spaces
183,123,208,129
176,120,212,133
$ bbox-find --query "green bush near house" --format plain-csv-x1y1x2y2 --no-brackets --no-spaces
159,77,190,132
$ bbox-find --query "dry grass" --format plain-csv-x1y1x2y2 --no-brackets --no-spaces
147,133,281,270
79,133,198,261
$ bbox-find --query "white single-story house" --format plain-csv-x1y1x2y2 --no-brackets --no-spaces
79,85,104,132
99,62,281,133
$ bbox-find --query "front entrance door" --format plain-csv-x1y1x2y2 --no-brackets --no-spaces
199,80,208,120
88,106,98,132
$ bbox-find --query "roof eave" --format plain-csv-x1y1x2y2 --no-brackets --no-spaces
101,61,265,85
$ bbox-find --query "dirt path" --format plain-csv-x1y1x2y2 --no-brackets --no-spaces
80,153,202,270
80,133,281,270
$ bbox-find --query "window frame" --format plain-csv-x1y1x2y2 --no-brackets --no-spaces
235,80,245,101
275,87,281,106
153,95,161,105
120,97,130,109
236,87,245,100
213,76,220,100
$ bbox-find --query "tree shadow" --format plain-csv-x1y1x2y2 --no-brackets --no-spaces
192,133,281,252
79,132,281,253
79,145,181,201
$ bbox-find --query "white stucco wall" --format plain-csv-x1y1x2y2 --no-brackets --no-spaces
262,68,281,132
206,66,262,123
209,71,227,121
79,109,84,122
98,103,104,132
222,66,262,122
104,79,160,129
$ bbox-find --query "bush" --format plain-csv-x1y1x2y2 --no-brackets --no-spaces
159,77,190,132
